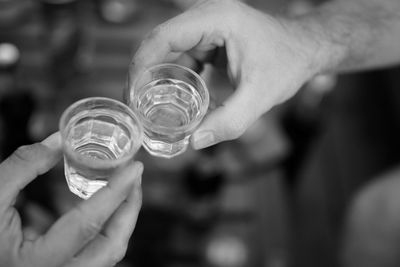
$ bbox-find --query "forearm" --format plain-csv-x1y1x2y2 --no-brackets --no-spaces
293,0,400,74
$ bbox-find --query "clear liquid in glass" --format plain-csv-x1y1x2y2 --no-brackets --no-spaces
136,78,203,157
64,110,133,199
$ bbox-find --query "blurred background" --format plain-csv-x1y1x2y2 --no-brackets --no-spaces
2,0,400,267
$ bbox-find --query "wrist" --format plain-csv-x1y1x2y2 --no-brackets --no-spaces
286,0,400,74
283,14,349,77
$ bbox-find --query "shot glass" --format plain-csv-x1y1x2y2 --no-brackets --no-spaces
129,63,209,158
60,97,143,199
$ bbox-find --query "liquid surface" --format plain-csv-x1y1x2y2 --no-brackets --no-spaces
68,111,133,158
137,78,202,128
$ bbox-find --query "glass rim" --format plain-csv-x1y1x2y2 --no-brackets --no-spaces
133,63,210,133
59,97,143,166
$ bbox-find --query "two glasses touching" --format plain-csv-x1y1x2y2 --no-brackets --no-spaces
60,64,209,199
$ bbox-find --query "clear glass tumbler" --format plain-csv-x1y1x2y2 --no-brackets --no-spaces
60,97,143,199
129,63,209,158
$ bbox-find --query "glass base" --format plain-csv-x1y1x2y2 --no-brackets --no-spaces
64,163,108,199
143,135,189,158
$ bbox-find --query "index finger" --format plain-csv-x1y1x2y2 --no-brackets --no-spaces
129,3,225,91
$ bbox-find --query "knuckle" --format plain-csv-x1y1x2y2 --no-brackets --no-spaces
73,209,103,241
12,144,43,164
80,219,102,241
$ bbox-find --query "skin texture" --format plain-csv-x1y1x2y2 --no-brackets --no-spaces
129,0,400,150
0,132,143,267
295,0,400,72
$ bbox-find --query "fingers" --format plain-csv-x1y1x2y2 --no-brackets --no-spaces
32,162,143,267
173,53,204,73
63,173,142,267
102,172,142,243
191,83,266,149
129,6,224,90
0,132,62,208
172,48,220,73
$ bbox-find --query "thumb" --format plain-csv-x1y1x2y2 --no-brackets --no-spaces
191,84,263,150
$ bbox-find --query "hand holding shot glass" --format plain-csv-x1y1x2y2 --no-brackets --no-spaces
129,63,209,158
60,97,143,199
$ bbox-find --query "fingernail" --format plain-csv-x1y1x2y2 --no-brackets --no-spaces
41,132,61,149
192,131,215,150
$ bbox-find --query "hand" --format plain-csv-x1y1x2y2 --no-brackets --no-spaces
129,0,320,149
0,132,143,267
